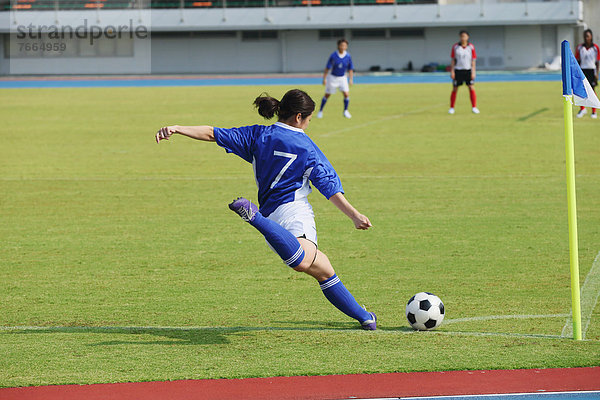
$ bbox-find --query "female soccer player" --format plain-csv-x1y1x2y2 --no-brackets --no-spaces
449,30,479,115
155,89,377,330
317,38,354,119
576,29,599,119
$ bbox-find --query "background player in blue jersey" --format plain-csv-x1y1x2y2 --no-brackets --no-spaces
318,39,354,119
155,89,377,330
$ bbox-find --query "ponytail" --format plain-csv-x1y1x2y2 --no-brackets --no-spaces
253,89,315,121
254,94,280,120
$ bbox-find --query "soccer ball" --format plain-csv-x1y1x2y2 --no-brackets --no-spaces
405,292,445,331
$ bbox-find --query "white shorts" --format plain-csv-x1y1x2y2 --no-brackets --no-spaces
325,74,349,95
266,200,317,251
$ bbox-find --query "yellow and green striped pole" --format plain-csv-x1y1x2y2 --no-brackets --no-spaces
561,40,582,340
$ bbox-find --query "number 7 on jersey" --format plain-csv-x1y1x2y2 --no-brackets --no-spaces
270,151,297,189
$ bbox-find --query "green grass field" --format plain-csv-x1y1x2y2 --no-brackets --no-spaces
1,81,599,388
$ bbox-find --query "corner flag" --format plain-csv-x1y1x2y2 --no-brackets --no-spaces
560,40,598,341
562,40,600,108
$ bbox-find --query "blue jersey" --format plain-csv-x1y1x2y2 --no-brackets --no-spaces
326,51,354,77
214,122,344,217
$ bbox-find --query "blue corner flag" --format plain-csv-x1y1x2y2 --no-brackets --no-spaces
561,40,600,108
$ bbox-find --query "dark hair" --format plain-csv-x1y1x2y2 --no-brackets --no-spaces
459,30,469,36
584,29,593,43
337,38,349,46
253,89,315,121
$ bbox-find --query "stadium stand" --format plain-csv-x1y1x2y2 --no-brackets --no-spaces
2,0,433,10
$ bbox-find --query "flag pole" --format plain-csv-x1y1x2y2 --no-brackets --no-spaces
563,95,582,340
561,40,582,340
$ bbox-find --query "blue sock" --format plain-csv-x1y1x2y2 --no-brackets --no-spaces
249,212,305,268
343,98,349,111
320,97,328,111
319,274,371,323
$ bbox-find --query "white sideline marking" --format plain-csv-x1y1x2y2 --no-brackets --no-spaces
427,330,564,340
2,174,600,182
399,391,600,399
444,314,569,325
0,324,572,341
562,249,600,339
320,103,447,138
360,391,600,400
0,176,250,182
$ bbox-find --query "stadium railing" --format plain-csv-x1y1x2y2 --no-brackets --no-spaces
0,0,563,11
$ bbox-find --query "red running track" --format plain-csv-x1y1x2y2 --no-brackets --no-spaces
1,367,599,400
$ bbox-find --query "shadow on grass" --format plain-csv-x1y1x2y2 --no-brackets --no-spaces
1,325,568,346
517,107,549,122
272,320,415,333
378,326,415,333
2,326,230,346
270,320,357,330
1,323,415,346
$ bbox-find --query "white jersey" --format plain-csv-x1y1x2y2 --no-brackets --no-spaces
576,43,600,70
451,43,477,70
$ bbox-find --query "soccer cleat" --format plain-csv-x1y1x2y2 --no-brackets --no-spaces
472,107,480,114
592,113,598,119
343,110,352,119
577,109,587,118
317,111,323,119
228,197,258,223
448,108,455,115
361,311,377,331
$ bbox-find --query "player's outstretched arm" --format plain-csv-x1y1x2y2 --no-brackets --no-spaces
155,125,215,143
329,192,372,230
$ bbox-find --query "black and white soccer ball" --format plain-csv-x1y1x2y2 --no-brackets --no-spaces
405,292,445,331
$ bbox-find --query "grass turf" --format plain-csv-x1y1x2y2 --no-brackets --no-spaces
1,81,599,387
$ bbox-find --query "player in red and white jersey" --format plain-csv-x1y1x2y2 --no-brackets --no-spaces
575,29,599,119
449,30,479,115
